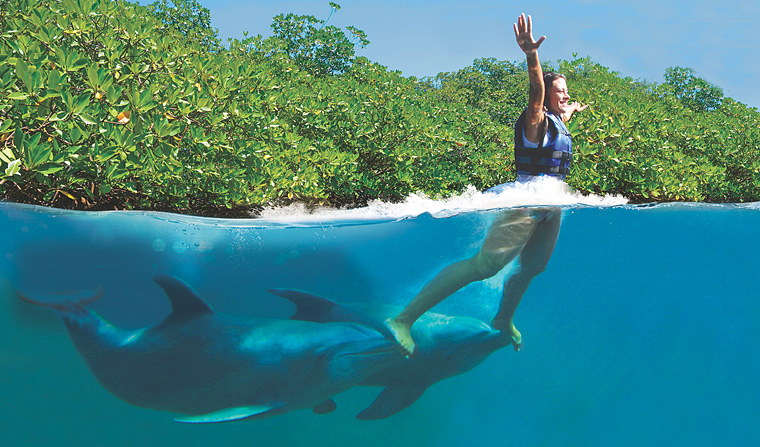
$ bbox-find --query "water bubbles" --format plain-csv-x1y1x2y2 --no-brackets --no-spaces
151,238,166,252
172,240,189,254
153,236,215,256
194,240,214,253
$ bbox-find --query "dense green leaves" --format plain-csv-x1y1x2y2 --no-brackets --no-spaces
147,0,221,52
663,66,724,112
0,0,507,213
1,0,759,216
554,56,760,201
270,2,369,77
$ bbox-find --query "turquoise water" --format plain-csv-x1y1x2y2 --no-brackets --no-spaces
1,193,759,446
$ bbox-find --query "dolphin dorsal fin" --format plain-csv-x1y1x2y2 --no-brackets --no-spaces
267,289,339,322
153,275,214,319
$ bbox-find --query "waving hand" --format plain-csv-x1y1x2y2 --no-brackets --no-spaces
513,14,545,55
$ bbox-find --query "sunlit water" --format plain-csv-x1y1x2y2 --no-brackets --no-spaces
2,178,758,446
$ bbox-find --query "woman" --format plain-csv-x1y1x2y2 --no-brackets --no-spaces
385,14,587,357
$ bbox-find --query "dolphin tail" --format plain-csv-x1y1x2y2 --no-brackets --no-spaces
17,287,112,344
17,287,103,309
17,287,104,321
356,382,430,420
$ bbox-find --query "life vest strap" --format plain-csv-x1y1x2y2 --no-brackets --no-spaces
515,163,571,176
514,147,573,162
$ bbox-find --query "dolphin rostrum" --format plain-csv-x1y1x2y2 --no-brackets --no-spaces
268,289,510,419
18,275,401,423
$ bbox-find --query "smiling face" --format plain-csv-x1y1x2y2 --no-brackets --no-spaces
545,77,571,117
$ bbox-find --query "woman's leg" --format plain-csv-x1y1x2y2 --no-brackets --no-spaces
492,208,561,350
386,209,538,356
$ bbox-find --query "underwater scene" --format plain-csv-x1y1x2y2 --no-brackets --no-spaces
2,179,759,447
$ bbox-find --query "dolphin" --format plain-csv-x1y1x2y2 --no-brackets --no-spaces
18,275,401,423
268,289,510,419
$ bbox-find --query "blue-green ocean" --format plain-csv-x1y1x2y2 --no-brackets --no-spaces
2,180,758,446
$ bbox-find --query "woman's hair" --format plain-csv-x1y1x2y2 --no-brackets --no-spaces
543,72,566,109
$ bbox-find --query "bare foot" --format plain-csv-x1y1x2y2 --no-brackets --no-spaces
492,318,522,352
384,318,415,357
509,325,522,352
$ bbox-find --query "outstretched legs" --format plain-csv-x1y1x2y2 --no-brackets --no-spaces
386,208,560,356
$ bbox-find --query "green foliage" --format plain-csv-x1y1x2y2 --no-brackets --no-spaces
424,58,526,128
557,56,758,201
0,0,504,212
1,0,759,216
269,3,369,77
147,0,221,52
663,66,724,112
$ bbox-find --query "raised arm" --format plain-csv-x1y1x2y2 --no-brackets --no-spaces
514,13,546,143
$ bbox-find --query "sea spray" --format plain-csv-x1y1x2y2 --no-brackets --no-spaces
258,178,629,222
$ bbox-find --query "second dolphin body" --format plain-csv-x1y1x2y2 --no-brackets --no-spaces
269,288,509,419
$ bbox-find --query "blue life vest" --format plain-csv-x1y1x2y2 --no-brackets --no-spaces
513,110,573,179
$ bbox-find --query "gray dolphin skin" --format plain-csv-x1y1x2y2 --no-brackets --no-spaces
18,275,401,423
268,289,510,419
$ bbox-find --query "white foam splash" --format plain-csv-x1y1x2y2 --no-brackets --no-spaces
258,177,629,222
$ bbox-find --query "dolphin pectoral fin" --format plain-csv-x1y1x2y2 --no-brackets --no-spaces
153,275,214,320
267,289,339,322
312,398,337,414
173,403,282,423
356,383,429,420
